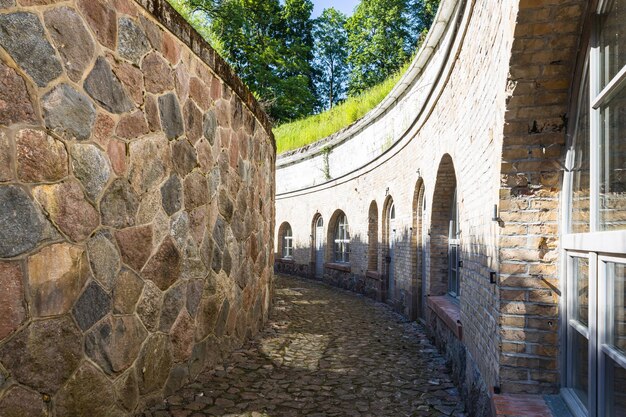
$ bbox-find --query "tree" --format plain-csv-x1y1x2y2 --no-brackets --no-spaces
312,8,349,110
179,0,317,123
345,0,439,96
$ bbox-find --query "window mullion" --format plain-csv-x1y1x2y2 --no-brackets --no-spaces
589,252,599,417
590,20,601,234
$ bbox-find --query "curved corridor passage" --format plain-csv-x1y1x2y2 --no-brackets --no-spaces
141,275,466,417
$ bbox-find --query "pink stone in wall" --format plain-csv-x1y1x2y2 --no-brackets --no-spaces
175,63,190,104
189,76,211,111
16,128,68,183
110,58,145,106
107,139,127,175
142,52,174,94
162,31,181,65
116,111,149,139
93,113,116,148
114,0,138,17
0,262,26,341
0,61,36,126
77,0,117,50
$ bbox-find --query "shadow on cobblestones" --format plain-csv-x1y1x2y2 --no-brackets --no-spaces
140,274,466,417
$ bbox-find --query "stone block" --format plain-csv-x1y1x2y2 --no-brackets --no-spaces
158,93,184,139
0,261,26,341
184,171,209,210
28,243,89,317
84,57,134,114
85,315,147,375
136,280,162,332
129,134,170,194
101,179,139,228
0,385,45,417
114,369,139,412
118,17,150,64
116,111,149,139
77,0,117,49
55,362,116,417
142,236,181,291
72,281,111,331
161,174,183,216
16,128,68,183
115,225,153,271
70,143,111,201
112,268,144,314
0,12,62,87
0,185,44,257
136,334,172,395
111,59,145,106
0,61,36,126
172,138,198,176
159,283,185,332
142,52,174,94
33,180,99,242
44,6,95,82
42,84,96,141
87,231,121,292
0,316,82,393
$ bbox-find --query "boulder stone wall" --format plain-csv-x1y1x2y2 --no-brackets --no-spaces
0,0,275,415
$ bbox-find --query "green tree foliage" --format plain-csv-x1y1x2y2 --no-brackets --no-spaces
180,0,316,123
312,8,349,110
346,0,439,95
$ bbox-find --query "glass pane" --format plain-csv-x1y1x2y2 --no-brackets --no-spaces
599,85,626,231
571,74,590,233
573,257,590,326
572,330,589,406
608,262,626,355
600,0,626,88
605,355,626,417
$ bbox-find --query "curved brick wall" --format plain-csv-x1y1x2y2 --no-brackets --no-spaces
0,0,275,415
275,0,586,414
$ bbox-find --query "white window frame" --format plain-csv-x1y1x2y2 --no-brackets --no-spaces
561,2,626,416
282,225,293,259
334,214,350,263
448,188,461,298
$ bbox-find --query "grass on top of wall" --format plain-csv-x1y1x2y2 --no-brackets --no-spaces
274,64,408,155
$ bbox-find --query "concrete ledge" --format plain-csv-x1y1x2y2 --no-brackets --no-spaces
427,296,462,340
325,263,351,272
366,271,382,280
491,394,554,417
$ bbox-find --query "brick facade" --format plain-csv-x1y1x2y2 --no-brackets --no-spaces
275,0,589,414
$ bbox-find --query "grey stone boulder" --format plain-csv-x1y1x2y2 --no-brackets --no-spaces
84,57,134,114
42,84,96,141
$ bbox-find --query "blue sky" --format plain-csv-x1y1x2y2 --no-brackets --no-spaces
312,0,360,18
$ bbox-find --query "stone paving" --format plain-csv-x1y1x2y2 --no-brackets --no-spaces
140,274,466,417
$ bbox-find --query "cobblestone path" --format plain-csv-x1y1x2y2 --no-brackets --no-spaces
142,274,466,417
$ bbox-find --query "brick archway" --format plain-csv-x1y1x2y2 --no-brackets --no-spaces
367,201,379,272
411,179,426,319
429,154,457,297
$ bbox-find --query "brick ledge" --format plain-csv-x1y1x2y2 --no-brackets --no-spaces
325,262,351,272
491,394,554,417
427,296,463,340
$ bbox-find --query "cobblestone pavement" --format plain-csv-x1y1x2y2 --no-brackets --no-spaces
141,274,466,417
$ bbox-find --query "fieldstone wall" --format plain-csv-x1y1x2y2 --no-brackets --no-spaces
0,0,275,415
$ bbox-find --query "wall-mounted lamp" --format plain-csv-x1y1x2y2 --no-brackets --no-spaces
492,204,500,222
416,168,421,177
489,271,497,284
385,187,389,196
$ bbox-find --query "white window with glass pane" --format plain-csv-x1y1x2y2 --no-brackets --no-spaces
282,225,293,259
449,188,460,297
562,1,626,416
334,214,350,263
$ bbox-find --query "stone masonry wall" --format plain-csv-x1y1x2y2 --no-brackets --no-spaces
0,0,275,415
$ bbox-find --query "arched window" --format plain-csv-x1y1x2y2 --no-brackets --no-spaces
334,214,350,263
283,226,293,259
278,222,293,259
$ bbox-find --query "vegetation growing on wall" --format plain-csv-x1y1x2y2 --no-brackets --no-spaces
274,61,407,154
